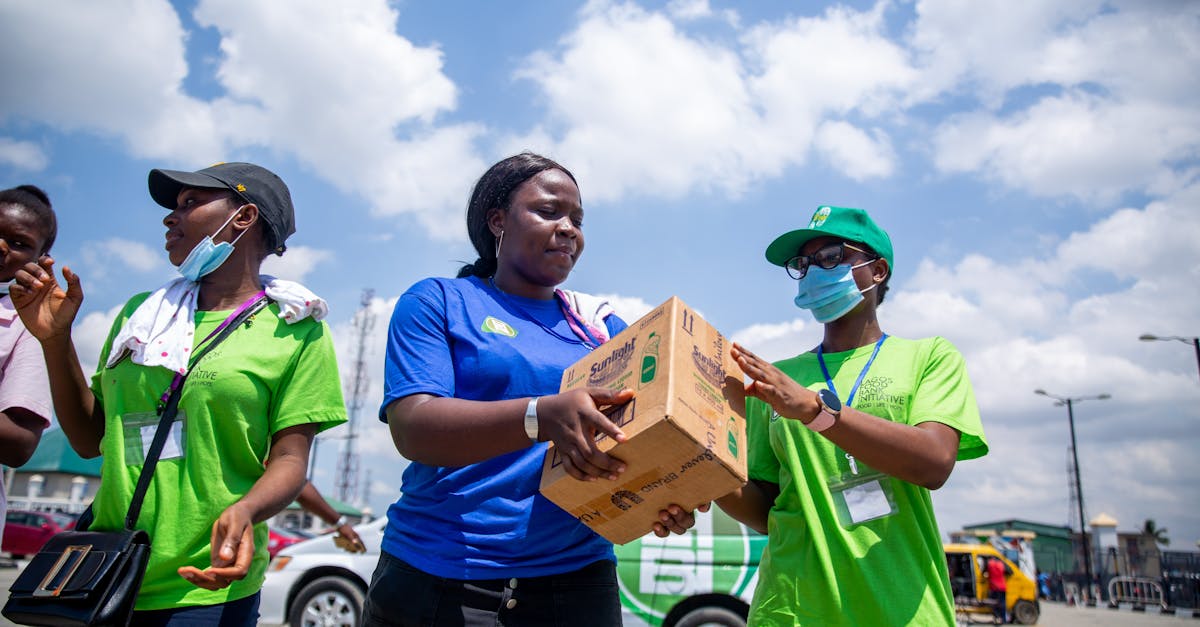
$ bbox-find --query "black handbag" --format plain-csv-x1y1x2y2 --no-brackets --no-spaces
4,294,268,627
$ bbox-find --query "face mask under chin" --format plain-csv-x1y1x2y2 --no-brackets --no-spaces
177,210,247,282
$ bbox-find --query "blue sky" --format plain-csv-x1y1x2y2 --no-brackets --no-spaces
3,0,1199,552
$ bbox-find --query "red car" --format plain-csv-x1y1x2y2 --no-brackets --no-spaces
267,526,314,558
2,510,78,559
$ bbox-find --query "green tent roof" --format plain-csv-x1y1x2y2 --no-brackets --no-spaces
17,428,102,477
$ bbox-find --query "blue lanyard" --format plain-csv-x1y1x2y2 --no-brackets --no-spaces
817,334,887,407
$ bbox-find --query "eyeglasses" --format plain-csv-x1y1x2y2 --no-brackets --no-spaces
785,242,876,280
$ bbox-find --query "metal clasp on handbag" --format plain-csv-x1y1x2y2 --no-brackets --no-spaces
33,545,92,597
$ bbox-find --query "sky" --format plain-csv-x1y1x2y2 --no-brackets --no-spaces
2,0,1199,553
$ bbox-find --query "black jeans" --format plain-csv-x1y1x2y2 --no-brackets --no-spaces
361,551,621,627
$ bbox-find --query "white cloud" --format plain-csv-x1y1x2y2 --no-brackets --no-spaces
515,2,919,202
931,93,1200,202
666,0,711,21
915,1,1200,201
0,0,224,159
72,304,124,375
0,0,486,240
731,318,816,363
191,0,487,238
518,2,764,200
744,4,917,119
261,245,332,284
79,238,162,278
813,121,895,180
599,293,655,324
0,137,48,171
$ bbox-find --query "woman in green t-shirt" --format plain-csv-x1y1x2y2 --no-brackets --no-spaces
715,205,988,626
10,163,347,624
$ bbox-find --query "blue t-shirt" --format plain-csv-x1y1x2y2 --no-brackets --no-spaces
379,275,628,579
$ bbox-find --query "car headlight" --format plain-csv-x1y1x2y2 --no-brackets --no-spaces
268,556,292,572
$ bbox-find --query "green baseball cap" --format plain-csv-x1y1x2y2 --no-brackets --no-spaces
765,205,894,270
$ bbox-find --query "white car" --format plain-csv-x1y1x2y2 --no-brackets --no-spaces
259,517,386,627
259,509,759,627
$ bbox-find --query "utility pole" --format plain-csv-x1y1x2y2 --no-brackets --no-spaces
336,289,375,504
1035,389,1110,605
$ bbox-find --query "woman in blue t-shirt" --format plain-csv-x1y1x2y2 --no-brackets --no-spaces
363,153,700,626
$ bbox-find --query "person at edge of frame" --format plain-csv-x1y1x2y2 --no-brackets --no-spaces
10,162,348,625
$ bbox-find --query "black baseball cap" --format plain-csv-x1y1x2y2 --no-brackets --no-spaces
148,161,295,254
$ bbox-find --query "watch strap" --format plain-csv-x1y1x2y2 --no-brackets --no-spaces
806,393,838,433
524,397,539,442
805,409,837,433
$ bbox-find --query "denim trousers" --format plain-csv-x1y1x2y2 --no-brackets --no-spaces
361,551,621,627
130,591,260,627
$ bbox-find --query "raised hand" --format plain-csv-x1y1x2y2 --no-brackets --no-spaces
731,342,819,423
8,255,83,343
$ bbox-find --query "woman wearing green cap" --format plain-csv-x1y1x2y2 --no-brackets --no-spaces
9,162,347,625
715,205,988,626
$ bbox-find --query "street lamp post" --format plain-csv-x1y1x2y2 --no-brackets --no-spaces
1034,389,1111,603
1139,334,1200,383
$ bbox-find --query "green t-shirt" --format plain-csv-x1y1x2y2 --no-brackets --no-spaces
746,336,987,626
89,293,347,610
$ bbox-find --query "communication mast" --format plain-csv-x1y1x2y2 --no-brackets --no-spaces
336,289,375,504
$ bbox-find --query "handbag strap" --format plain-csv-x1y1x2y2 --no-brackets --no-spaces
123,292,269,530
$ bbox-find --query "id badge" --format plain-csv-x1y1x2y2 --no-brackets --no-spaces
122,411,186,465
828,469,898,528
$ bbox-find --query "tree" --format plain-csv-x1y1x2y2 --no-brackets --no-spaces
1142,519,1170,547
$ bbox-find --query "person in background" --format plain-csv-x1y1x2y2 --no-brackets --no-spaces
716,205,988,625
362,152,701,627
10,162,347,625
296,481,365,553
0,184,56,540
986,555,1010,623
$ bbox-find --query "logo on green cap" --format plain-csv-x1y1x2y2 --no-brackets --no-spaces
808,206,832,228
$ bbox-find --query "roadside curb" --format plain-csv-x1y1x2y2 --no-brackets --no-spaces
1103,603,1199,619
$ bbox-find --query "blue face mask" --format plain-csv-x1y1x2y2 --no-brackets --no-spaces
793,260,877,323
177,209,246,282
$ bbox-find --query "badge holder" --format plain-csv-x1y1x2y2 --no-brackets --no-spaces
122,411,187,465
828,454,898,528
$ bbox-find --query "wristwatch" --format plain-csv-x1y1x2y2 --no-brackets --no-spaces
524,397,540,442
806,388,841,433
332,515,347,528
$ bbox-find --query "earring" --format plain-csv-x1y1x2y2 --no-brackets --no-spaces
495,230,504,259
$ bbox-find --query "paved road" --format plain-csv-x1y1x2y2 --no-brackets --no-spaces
2,559,1198,626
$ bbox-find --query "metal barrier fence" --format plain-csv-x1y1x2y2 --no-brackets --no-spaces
1108,576,1166,609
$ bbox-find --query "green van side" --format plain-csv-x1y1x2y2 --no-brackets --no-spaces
615,508,767,627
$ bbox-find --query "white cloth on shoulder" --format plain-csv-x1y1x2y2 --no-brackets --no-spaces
106,276,327,374
555,288,615,345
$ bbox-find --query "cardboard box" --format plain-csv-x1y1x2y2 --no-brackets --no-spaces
539,296,747,544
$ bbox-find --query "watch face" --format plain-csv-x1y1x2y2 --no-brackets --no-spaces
818,388,842,412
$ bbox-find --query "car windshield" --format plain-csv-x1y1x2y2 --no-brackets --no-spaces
50,513,77,527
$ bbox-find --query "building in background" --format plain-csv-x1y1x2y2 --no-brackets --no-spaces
3,428,100,515
961,519,1075,575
